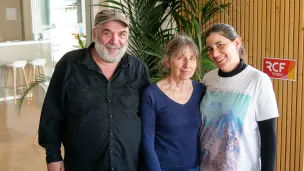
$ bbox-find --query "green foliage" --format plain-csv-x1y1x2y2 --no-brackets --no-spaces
74,33,87,49
97,0,230,82
16,75,51,113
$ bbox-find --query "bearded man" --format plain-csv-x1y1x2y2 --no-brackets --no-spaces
38,9,150,171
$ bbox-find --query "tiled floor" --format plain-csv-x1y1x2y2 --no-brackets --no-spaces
0,100,47,171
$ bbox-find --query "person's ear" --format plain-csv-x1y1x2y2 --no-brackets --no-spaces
235,37,242,49
92,27,97,41
164,56,170,68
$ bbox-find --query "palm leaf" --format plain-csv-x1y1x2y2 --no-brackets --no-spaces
192,19,202,52
16,74,51,112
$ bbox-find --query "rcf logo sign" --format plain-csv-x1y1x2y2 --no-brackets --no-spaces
262,57,296,81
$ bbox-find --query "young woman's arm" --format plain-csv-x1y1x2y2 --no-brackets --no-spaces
258,118,277,171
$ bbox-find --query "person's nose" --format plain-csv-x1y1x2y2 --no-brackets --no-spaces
109,34,119,45
183,58,190,68
211,49,220,58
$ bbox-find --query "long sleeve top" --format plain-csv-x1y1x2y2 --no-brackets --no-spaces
141,81,206,171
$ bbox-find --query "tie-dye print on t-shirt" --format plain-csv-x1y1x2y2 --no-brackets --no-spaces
200,90,251,171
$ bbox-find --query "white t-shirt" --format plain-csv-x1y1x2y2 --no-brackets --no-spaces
199,65,279,171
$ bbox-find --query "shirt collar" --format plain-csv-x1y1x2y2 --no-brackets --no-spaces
218,58,248,77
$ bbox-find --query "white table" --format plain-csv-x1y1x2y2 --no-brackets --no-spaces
0,40,52,101
0,40,51,65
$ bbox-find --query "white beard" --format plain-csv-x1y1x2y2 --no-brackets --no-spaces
94,41,128,63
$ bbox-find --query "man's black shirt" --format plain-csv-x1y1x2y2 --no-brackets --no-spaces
38,43,150,171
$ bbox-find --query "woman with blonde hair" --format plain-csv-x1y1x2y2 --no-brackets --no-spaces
141,35,206,171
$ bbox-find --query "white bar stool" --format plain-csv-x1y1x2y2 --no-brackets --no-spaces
5,60,29,104
27,58,47,83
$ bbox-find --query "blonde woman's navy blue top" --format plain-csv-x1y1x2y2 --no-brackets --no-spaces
141,81,206,171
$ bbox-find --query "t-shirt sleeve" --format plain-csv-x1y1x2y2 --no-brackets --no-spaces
255,73,279,121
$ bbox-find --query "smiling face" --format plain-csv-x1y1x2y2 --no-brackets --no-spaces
166,45,197,81
206,32,242,72
93,20,129,63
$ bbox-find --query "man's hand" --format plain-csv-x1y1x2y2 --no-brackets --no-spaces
47,161,65,171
